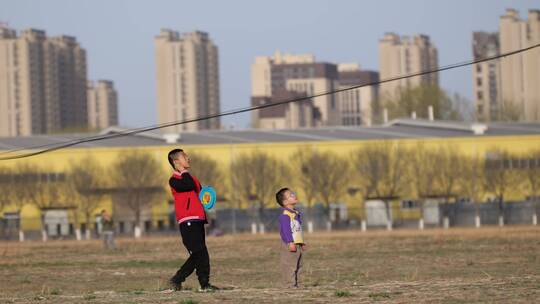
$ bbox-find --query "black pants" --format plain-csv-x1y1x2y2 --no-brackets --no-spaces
170,221,210,287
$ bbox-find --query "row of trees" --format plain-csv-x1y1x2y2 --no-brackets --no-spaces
1,145,539,240
379,84,525,123
231,144,540,230
0,152,165,241
379,85,468,122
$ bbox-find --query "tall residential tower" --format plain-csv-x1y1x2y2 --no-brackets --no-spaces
155,30,220,133
0,26,88,136
379,33,438,101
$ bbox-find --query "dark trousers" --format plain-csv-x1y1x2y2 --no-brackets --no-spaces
170,221,210,287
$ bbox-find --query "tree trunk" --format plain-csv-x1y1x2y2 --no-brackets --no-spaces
474,202,481,228
533,198,538,226
40,213,48,242
307,203,314,233
325,201,332,232
257,203,264,234
231,207,237,234
85,214,92,240
498,195,504,227
385,200,392,231
418,200,424,230
134,210,142,238
73,213,81,241
17,210,24,242
442,199,450,229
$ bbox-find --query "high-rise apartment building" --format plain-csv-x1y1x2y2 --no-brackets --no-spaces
155,30,220,133
472,32,501,122
0,26,87,137
499,9,540,121
251,51,340,128
337,63,379,126
87,80,118,130
379,33,438,101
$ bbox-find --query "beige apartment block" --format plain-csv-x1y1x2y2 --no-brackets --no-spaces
337,63,379,126
250,51,340,128
285,77,339,125
379,33,438,101
87,80,118,130
0,26,87,137
472,32,501,122
499,9,540,121
155,30,220,133
251,89,317,129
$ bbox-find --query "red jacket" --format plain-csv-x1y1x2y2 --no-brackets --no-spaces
169,170,206,224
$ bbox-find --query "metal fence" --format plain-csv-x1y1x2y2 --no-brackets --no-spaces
1,200,539,241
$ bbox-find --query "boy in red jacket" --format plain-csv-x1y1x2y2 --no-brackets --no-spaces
167,148,218,292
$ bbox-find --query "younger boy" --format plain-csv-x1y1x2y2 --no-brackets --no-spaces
276,187,307,288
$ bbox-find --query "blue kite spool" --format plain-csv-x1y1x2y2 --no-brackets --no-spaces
199,186,216,210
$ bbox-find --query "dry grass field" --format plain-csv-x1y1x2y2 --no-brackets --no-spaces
0,227,539,303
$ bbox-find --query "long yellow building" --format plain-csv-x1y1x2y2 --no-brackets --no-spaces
0,119,539,235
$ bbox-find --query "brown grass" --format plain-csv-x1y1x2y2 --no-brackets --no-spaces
0,227,539,303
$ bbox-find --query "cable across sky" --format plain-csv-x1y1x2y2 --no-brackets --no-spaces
1,42,539,161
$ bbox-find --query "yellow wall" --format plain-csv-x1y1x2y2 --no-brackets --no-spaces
1,134,539,229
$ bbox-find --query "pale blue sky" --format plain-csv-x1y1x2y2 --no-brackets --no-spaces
1,0,538,128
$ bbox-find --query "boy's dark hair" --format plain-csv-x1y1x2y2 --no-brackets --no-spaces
275,187,290,207
167,149,184,169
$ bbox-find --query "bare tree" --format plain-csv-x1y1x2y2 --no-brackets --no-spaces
433,146,462,228
189,154,224,196
25,167,69,241
226,152,254,235
8,164,33,241
484,150,520,227
67,158,106,240
291,148,325,219
458,155,486,228
521,149,540,225
0,166,13,240
111,151,166,238
406,144,439,229
229,154,254,210
232,152,286,230
312,152,349,221
0,166,13,214
498,100,523,122
382,84,462,121
352,142,409,230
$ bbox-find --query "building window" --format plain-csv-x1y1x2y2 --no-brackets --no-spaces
401,200,419,209
477,78,482,87
477,104,484,113
477,91,483,100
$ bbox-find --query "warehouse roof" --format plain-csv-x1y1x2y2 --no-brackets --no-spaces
0,119,539,150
